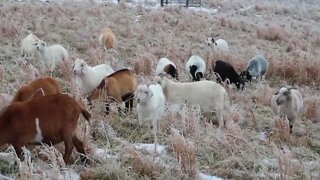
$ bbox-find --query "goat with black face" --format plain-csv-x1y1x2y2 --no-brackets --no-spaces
240,55,269,82
213,60,245,90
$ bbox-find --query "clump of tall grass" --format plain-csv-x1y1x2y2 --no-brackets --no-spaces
256,26,291,42
133,53,154,76
120,146,158,179
169,127,197,178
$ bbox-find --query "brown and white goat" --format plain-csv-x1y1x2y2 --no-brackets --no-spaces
99,27,115,50
11,77,60,103
87,69,137,114
0,93,91,164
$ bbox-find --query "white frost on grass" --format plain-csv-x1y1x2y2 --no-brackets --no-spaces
259,132,267,141
134,143,167,155
240,4,253,11
188,7,218,14
93,147,117,159
198,172,224,180
59,169,80,180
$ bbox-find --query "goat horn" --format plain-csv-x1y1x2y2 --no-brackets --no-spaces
288,87,298,91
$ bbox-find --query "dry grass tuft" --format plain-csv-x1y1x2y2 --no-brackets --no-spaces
0,24,19,40
169,127,197,178
269,117,291,144
267,55,320,86
252,83,273,106
256,26,291,42
120,146,157,179
133,53,154,76
314,36,320,47
163,104,201,137
304,96,320,123
17,148,35,180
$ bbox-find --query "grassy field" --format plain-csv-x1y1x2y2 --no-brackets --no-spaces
0,0,320,179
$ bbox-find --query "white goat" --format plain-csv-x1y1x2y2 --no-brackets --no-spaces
206,37,229,53
155,76,229,127
271,87,304,133
73,58,114,95
34,40,68,75
185,55,206,81
136,84,165,133
21,34,40,58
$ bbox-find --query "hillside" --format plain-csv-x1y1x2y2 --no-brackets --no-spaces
0,0,320,179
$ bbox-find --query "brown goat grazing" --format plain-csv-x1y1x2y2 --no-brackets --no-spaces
99,27,115,50
0,93,91,164
11,77,60,103
87,69,137,114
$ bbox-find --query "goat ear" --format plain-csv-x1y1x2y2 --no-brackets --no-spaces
160,72,167,77
148,89,153,98
82,65,88,74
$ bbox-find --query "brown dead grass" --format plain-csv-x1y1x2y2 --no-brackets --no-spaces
133,53,154,76
304,96,320,123
269,117,291,144
169,128,197,177
120,146,157,179
256,26,291,42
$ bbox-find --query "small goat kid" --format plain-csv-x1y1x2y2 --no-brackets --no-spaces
136,84,165,133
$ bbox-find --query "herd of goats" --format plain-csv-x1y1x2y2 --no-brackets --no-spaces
0,26,303,164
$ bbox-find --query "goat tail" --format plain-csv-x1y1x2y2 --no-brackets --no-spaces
81,108,91,122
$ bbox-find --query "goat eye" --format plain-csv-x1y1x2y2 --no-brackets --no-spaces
275,92,279,95
81,64,84,67
283,91,290,96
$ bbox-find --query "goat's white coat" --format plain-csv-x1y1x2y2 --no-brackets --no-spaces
21,34,40,58
271,87,303,128
155,58,176,76
73,59,114,94
155,76,228,127
35,40,68,73
207,38,229,53
185,55,206,80
136,84,165,133
33,118,43,143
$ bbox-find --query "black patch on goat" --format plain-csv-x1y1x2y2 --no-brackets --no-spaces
240,70,253,82
213,60,245,90
122,92,134,112
196,72,203,80
164,64,179,80
189,65,202,81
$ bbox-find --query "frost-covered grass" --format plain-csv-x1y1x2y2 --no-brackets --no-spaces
0,0,320,179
